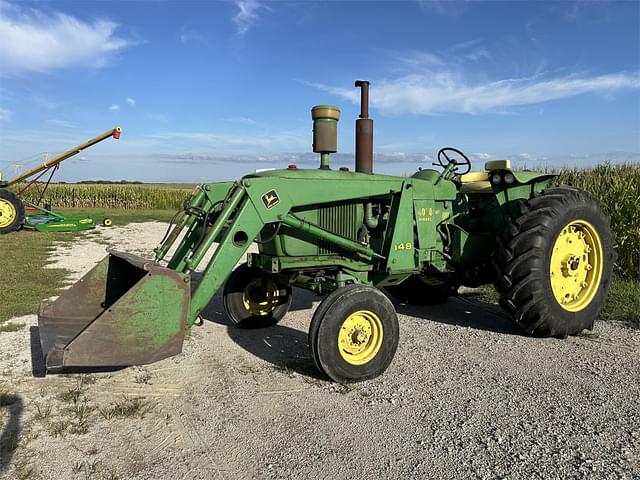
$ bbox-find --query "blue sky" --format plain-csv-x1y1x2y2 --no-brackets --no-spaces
0,0,638,182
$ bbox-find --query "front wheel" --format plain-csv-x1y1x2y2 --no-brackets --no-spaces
309,284,399,383
223,263,292,328
494,186,615,337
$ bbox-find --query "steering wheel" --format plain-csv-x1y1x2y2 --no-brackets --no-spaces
436,147,471,175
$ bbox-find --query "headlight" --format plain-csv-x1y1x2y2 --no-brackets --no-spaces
503,172,515,184
491,173,502,185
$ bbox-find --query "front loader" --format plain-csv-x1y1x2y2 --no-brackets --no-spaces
38,81,615,383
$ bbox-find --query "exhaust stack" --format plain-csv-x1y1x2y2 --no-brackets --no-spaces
355,80,373,174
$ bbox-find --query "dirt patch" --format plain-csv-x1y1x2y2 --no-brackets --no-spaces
1,223,639,479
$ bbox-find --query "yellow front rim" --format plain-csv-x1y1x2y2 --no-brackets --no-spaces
338,310,383,366
0,199,16,228
550,220,604,312
242,278,280,316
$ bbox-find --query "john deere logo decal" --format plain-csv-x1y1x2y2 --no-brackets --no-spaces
262,190,280,209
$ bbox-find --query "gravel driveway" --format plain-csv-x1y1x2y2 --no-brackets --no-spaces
1,222,638,480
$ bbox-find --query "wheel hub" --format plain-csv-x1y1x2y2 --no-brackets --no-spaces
550,220,603,312
242,278,280,316
0,198,16,228
338,310,383,366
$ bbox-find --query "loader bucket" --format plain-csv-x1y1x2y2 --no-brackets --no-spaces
38,251,190,371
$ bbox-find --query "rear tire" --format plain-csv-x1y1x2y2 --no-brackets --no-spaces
0,189,25,234
385,275,457,305
309,284,399,383
223,263,292,328
102,218,113,227
494,186,615,337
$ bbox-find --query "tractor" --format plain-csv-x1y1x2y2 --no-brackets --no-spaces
38,81,614,384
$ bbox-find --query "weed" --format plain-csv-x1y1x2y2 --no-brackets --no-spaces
133,369,152,384
0,321,25,333
59,376,91,404
70,459,112,479
33,402,52,422
47,420,69,438
101,468,119,480
81,374,97,385
272,364,295,378
99,395,153,420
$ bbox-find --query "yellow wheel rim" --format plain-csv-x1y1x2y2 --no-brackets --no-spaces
0,198,16,228
550,220,604,312
242,278,280,316
338,310,383,366
103,218,113,227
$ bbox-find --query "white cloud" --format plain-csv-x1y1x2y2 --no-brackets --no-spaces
232,0,264,36
0,107,11,121
109,104,120,112
0,1,136,76
178,27,210,47
126,97,136,106
308,72,640,115
45,119,76,128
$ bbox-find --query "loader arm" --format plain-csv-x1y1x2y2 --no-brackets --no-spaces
156,172,409,324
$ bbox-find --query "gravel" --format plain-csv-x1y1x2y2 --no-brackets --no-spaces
0,222,638,480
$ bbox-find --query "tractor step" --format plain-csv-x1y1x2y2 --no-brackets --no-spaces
38,250,191,371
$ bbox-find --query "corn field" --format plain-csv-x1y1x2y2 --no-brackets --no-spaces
18,162,639,279
21,183,192,210
556,162,639,281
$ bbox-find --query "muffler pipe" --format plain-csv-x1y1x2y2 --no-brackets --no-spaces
355,80,373,174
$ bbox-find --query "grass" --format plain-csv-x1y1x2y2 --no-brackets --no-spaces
461,280,640,328
0,230,69,322
0,209,175,323
98,395,153,420
599,280,640,328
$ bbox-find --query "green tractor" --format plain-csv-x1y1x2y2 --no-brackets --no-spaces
38,81,614,384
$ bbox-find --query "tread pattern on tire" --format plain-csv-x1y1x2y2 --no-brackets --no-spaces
493,186,615,337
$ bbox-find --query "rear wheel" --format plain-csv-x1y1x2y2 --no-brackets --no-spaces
385,275,457,305
0,189,25,234
494,187,615,337
223,263,292,328
102,218,113,227
309,284,399,383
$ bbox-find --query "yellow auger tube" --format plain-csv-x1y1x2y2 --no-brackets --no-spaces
6,127,121,186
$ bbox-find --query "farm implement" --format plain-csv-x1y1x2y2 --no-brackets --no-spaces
0,127,121,234
38,81,614,383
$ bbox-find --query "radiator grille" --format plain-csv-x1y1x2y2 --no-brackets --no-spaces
317,202,360,255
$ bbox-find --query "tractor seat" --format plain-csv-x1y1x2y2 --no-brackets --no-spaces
457,160,511,193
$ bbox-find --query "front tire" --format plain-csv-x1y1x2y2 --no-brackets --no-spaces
309,284,399,383
0,189,25,234
494,186,615,337
223,263,292,328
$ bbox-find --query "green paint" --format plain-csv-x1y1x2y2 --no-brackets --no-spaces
42,158,558,369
